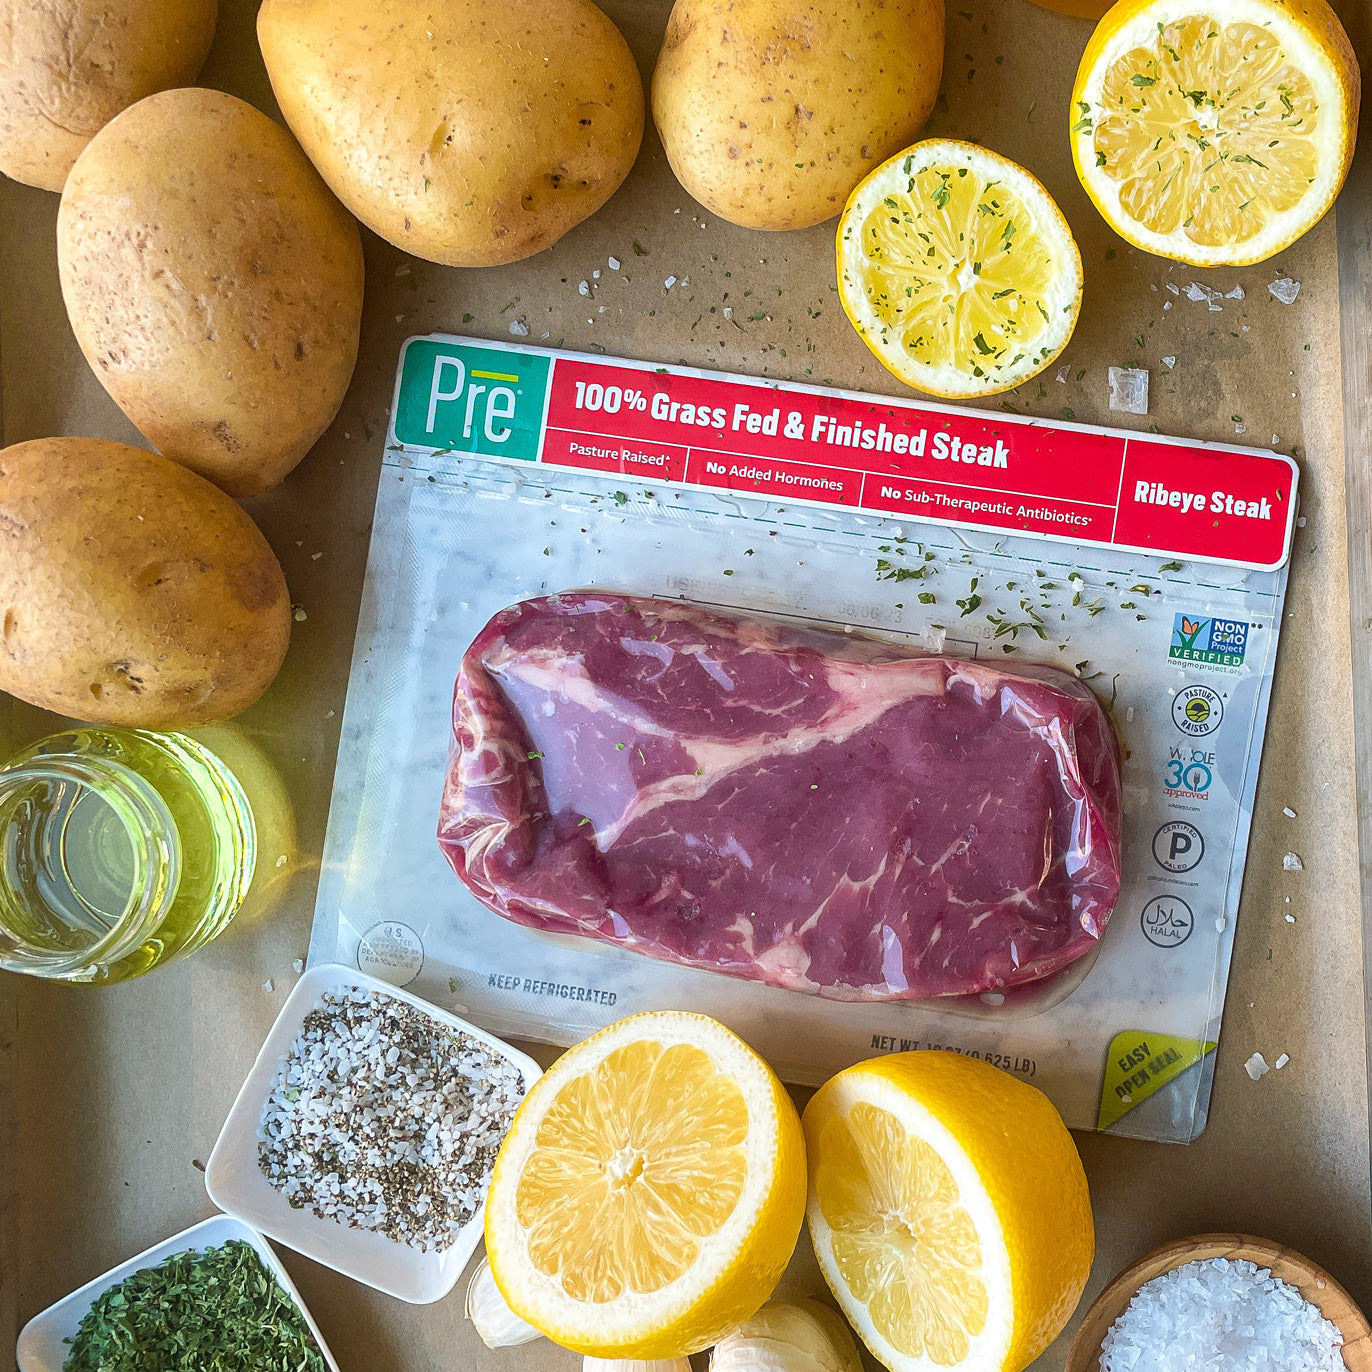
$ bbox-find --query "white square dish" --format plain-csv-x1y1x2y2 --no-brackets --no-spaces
205,962,542,1304
16,1213,340,1372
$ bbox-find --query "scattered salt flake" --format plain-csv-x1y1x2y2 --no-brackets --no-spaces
723,306,733,320
293,959,305,974
592,269,601,279
1298,515,1307,527
1163,300,1172,310
1166,281,1180,295
1226,285,1245,299
1234,420,1246,435
1184,281,1224,310
1245,1052,1270,1080
1283,806,1298,818
578,280,591,297
394,264,411,277
607,256,621,270
979,991,1005,1006
1283,852,1304,871
1162,356,1176,369
1285,913,1296,923
394,314,405,323
1275,1053,1290,1070
508,319,529,337
1108,366,1149,415
1056,365,1071,384
276,854,289,868
1269,275,1301,304
293,607,308,622
1100,1257,1343,1371
1214,916,1227,933
262,979,274,994
664,275,678,290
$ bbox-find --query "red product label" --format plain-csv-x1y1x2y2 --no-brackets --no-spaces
521,348,1296,570
1111,441,1294,568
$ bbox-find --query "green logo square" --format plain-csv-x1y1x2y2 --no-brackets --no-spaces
394,338,549,460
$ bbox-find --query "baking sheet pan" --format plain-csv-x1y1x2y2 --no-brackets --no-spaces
1,0,1369,1366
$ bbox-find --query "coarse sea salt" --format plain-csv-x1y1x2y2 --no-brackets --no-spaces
1108,367,1149,415
1099,1257,1344,1371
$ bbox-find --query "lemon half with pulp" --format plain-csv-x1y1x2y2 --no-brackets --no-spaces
804,1051,1093,1372
837,139,1083,400
485,1010,806,1358
1071,0,1359,265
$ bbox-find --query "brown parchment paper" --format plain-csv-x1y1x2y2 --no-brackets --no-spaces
1,0,1369,1368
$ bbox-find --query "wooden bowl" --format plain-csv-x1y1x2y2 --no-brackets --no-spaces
1066,1233,1372,1372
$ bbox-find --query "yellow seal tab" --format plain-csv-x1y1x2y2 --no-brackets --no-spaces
1098,1030,1217,1131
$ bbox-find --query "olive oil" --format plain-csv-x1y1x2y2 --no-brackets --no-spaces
0,729,256,983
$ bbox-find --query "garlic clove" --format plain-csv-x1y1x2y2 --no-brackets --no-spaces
711,1296,863,1372
467,1257,544,1348
584,1359,693,1372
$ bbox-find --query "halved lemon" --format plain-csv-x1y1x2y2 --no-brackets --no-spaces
804,1052,1093,1372
837,139,1083,400
485,1010,806,1358
1071,0,1360,265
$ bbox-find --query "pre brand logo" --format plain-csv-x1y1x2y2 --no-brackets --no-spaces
393,338,550,459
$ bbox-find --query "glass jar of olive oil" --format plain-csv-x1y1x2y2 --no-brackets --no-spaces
0,728,256,983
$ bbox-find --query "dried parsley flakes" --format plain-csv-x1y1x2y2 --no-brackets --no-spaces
63,1239,327,1372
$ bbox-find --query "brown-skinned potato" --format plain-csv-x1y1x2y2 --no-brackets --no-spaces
257,0,644,268
0,0,218,192
0,437,291,728
57,88,364,497
652,0,944,231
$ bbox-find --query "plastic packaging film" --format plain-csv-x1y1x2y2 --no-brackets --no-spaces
310,337,1293,1143
438,592,1124,1002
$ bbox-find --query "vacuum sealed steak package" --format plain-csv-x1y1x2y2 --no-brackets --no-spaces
311,335,1298,1142
437,592,1124,1001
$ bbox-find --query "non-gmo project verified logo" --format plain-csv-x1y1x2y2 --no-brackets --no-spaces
1169,614,1248,668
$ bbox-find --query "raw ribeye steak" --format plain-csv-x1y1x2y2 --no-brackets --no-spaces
437,593,1123,1001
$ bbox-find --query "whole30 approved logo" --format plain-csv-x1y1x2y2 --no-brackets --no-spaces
394,339,549,459
1169,614,1248,668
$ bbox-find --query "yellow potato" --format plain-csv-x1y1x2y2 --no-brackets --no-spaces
652,0,944,231
58,88,363,497
0,437,291,728
0,0,217,193
257,0,644,268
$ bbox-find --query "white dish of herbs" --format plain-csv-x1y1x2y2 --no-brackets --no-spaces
15,1213,340,1372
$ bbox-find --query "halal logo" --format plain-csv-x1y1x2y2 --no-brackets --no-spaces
1172,684,1223,737
1141,895,1194,948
